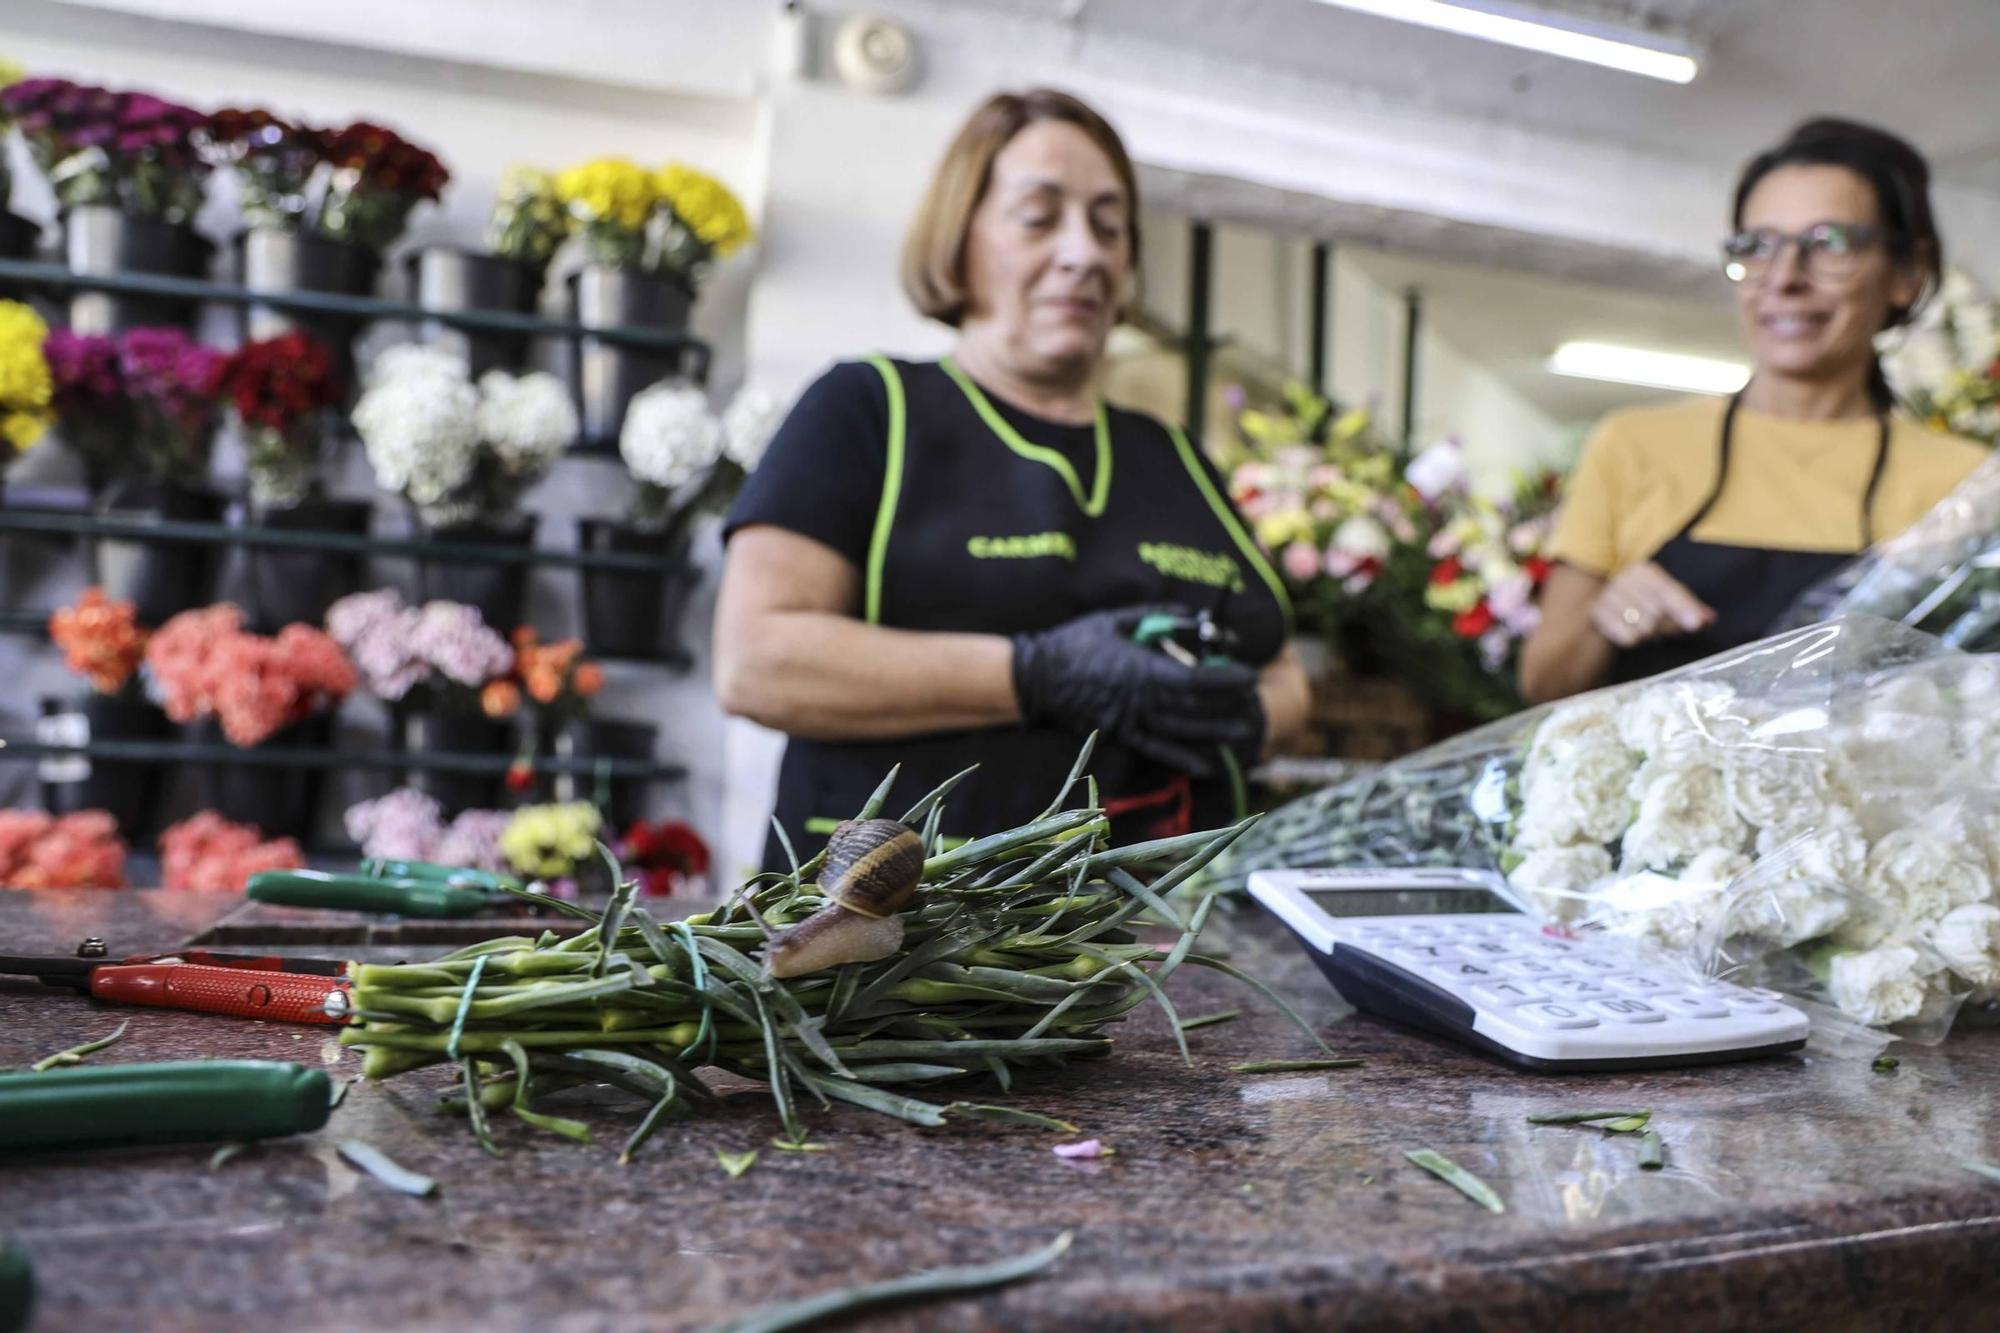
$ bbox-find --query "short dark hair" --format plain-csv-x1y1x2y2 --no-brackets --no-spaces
900,88,1141,327
1732,116,1942,330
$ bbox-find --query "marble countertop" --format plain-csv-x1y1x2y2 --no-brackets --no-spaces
4,887,2000,1331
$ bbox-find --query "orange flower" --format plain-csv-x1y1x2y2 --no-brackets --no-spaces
480,679,520,718
511,625,538,650
525,664,563,705
545,638,584,672
572,662,604,697
49,587,148,695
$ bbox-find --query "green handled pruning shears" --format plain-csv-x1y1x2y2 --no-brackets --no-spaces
1131,602,1252,820
246,860,527,919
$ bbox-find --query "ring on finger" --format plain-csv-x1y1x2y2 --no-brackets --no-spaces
1621,606,1644,627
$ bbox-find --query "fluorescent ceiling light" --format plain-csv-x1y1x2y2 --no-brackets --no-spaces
1310,0,1700,83
1548,341,1749,395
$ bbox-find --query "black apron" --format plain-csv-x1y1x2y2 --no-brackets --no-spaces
1612,395,1890,683
763,356,1290,871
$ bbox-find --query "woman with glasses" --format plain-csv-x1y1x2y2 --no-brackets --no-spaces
1520,118,1986,701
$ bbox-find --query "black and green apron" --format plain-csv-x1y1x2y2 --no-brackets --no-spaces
763,356,1290,871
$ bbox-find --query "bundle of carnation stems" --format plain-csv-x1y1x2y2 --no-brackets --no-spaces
340,739,1320,1161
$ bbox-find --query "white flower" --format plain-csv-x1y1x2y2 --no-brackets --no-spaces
365,343,469,388
1615,681,1739,756
1729,879,1850,948
1685,847,1752,885
1722,745,1829,831
1863,827,1992,923
1532,694,1623,753
620,381,721,490
1928,903,2000,988
720,386,782,471
1619,760,1748,872
1514,735,1636,849
1826,945,1929,1026
1508,844,1611,923
354,354,479,506
1331,514,1391,560
1755,803,1869,888
476,370,578,477
1403,437,1466,501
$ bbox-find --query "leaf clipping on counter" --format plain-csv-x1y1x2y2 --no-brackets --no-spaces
713,1230,1074,1333
1405,1149,1504,1214
945,1103,1079,1134
208,1142,252,1171
30,1019,129,1073
717,1148,758,1178
328,1079,351,1109
1601,1114,1652,1134
1229,1058,1363,1074
1873,1055,1900,1073
770,1138,830,1153
1178,1009,1242,1031
1638,1131,1665,1171
1524,1108,1649,1125
1963,1160,2000,1184
338,1140,438,1197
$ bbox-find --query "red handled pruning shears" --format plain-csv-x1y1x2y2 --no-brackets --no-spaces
0,938,352,1025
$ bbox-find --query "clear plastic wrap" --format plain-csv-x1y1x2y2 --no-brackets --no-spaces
1781,450,2000,650
1217,617,2000,1043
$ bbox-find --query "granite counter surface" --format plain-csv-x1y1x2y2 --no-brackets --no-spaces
3,888,1998,1331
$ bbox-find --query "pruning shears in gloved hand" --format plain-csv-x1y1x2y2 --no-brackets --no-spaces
1131,604,1263,818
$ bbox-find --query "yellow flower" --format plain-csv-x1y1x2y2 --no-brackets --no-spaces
554,157,657,233
0,300,51,453
0,58,23,96
656,163,753,257
1425,578,1483,614
1332,408,1372,444
1255,510,1315,550
500,801,603,879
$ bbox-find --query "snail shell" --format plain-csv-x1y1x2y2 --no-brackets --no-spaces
818,819,924,917
763,819,924,979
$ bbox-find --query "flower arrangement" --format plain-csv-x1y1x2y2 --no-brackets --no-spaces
618,380,779,533
1225,382,1560,723
555,156,656,268
343,787,512,872
144,603,355,747
0,810,127,889
0,299,52,453
43,328,127,485
653,162,754,287
312,119,449,252
195,106,323,229
48,587,148,694
617,818,709,897
1887,269,1997,447
159,811,303,891
43,325,223,488
498,800,602,880
325,588,514,710
486,165,567,269
506,626,603,724
210,331,342,507
0,78,210,222
353,346,576,526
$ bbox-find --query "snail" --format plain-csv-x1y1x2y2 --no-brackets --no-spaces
763,819,925,979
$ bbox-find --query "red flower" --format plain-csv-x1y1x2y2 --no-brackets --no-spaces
1452,602,1495,638
1430,556,1464,586
618,820,710,896
1524,556,1553,584
504,759,535,794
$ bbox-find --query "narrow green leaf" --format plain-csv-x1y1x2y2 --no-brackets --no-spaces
1178,1010,1241,1031
498,1039,592,1144
461,1057,504,1159
1405,1148,1503,1214
1183,954,1331,1054
713,1231,1073,1333
945,1103,1079,1134
1524,1109,1651,1125
901,764,978,830
770,1138,830,1153
1962,1160,2000,1184
1230,1058,1363,1074
620,1081,681,1165
1602,1114,1652,1134
1036,733,1098,819
31,1019,128,1073
717,1148,759,1178
338,1140,438,1197
208,1142,251,1170
444,954,488,1061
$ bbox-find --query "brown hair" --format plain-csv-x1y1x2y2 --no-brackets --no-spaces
900,87,1141,327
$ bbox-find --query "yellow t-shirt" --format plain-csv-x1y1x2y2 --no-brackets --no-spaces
1548,397,1988,576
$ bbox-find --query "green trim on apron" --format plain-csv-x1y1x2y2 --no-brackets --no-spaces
862,353,908,626
940,356,1112,517
1166,423,1294,632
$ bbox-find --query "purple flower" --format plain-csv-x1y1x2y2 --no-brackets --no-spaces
435,810,512,873
410,601,512,687
118,327,223,435
45,330,123,409
344,787,446,861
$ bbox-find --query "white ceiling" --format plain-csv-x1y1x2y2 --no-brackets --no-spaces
981,0,2000,192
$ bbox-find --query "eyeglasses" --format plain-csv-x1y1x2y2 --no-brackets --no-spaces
1722,222,1896,284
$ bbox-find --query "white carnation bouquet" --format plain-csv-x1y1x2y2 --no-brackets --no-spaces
616,378,779,536
355,346,579,527
1216,617,2000,1040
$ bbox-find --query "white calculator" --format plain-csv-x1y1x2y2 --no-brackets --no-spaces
1248,867,1810,1072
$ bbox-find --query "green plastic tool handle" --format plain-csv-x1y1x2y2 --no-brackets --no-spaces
247,869,494,918
0,1060,330,1152
1131,611,1185,646
360,858,524,892
0,1240,30,1333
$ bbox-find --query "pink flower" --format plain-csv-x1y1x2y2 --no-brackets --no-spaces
1487,573,1541,636
1281,540,1321,582
1052,1139,1111,1159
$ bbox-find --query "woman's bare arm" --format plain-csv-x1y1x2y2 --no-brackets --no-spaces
1257,645,1311,756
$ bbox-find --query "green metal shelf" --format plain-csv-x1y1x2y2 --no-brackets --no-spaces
0,256,708,359
0,737,685,782
0,508,693,575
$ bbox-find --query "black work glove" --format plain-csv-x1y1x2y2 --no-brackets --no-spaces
1012,605,1262,777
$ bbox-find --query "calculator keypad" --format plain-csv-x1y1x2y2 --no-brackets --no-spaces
1333,914,1802,1047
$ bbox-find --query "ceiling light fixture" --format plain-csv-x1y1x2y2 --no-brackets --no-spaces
1548,341,1749,395
1309,0,1700,84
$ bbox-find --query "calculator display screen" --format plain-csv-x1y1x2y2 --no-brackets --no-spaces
1303,887,1518,917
